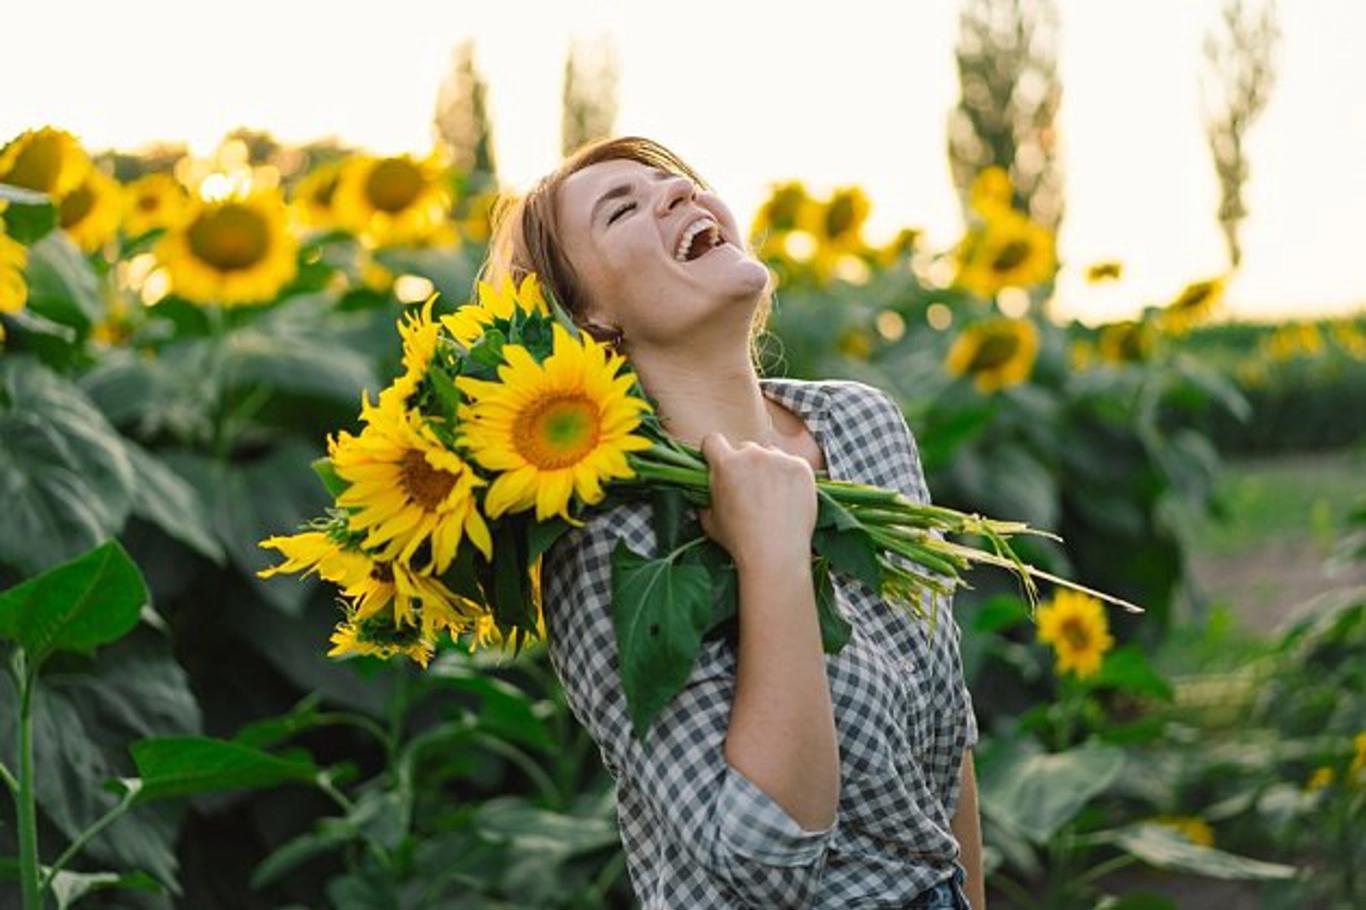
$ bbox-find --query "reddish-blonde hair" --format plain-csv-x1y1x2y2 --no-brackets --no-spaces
474,135,774,367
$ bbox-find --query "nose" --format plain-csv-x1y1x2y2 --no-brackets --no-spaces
655,174,696,217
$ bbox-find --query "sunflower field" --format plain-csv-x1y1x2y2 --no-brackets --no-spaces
1,127,1364,910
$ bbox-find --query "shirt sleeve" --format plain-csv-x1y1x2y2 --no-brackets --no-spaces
866,384,980,751
540,510,837,910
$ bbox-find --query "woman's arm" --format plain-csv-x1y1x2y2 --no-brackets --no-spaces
950,749,987,910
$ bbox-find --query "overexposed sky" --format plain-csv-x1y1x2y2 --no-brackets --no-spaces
5,0,1364,325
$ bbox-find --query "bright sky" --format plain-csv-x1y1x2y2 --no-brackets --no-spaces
6,0,1364,325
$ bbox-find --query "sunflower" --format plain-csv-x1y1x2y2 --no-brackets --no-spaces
1305,765,1335,792
1262,322,1323,361
290,158,346,231
1156,275,1226,336
1036,589,1115,679
953,207,1057,298
1068,337,1097,371
329,389,493,574
455,187,501,244
330,150,454,247
968,166,1014,217
1350,731,1366,785
454,320,655,526
0,204,28,335
379,291,444,409
0,126,93,200
1150,815,1214,848
868,227,922,270
945,316,1040,393
328,606,436,668
155,189,299,306
440,272,550,348
122,172,189,238
1085,260,1124,283
58,166,123,254
1097,319,1158,364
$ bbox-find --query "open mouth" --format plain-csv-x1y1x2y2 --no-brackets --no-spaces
675,221,732,264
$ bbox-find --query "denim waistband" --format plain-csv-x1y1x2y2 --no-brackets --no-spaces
909,862,971,910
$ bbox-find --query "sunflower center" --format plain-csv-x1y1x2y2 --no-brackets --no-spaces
824,195,857,239
1173,282,1213,311
357,612,424,646
518,395,601,469
1059,617,1091,650
970,331,1020,370
370,560,395,584
365,159,423,213
137,194,161,212
188,203,270,270
400,449,459,511
58,183,95,228
991,239,1032,273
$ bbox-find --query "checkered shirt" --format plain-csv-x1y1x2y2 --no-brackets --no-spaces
540,377,980,909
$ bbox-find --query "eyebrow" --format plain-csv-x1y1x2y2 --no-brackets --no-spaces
591,168,673,228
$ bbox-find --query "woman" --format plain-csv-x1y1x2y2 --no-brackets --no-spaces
482,135,984,910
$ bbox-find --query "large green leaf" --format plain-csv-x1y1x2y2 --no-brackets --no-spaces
0,355,136,574
610,537,714,741
979,740,1126,843
161,441,331,615
0,623,202,892
117,735,320,803
22,230,104,329
122,438,225,564
0,181,58,244
0,539,147,669
1107,822,1298,880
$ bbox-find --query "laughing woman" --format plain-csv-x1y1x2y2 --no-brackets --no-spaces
482,136,984,910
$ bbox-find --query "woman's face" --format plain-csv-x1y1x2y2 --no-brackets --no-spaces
555,158,771,352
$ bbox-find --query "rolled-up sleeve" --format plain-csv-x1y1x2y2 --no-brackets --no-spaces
540,512,837,909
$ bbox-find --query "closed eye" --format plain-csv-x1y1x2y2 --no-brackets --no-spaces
608,202,635,225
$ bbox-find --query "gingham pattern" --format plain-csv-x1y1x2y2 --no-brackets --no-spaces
541,377,979,910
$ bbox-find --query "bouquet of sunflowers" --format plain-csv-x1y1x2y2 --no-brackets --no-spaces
257,271,1141,737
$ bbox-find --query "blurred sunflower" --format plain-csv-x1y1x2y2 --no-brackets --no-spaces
1036,589,1115,679
441,272,550,348
0,126,93,200
330,150,454,247
454,320,655,526
155,189,299,306
330,389,493,575
1350,731,1366,785
57,166,123,253
290,158,346,231
749,180,817,260
868,227,922,270
1097,319,1158,364
455,187,501,244
804,185,871,258
1304,765,1335,792
945,315,1040,393
0,203,29,340
1085,260,1123,283
1068,337,1097,371
1156,275,1226,335
1150,815,1214,848
1262,322,1323,361
968,165,1014,216
953,207,1056,298
837,326,873,360
121,172,189,238
1328,319,1366,359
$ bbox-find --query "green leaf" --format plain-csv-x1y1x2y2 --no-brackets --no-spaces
0,623,201,891
812,555,854,653
649,486,691,552
1088,644,1174,700
1107,822,1298,880
811,523,883,593
123,438,225,564
610,538,714,741
427,661,554,752
972,594,1031,633
0,355,136,574
23,230,104,329
48,868,165,910
426,364,463,423
311,456,350,497
0,182,58,244
122,735,319,803
0,539,147,669
979,740,1126,843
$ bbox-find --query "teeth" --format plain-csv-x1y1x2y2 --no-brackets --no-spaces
674,217,719,262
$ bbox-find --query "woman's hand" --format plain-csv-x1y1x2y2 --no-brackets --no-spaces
696,431,818,574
